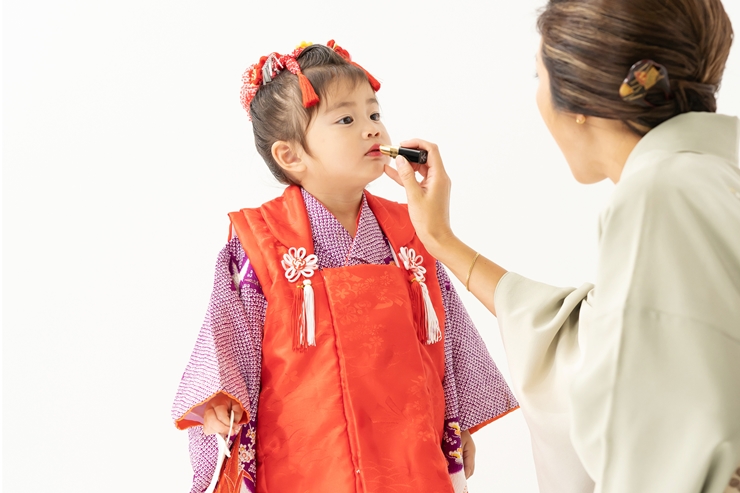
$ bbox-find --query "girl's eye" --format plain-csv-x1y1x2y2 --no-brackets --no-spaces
370,112,381,121
337,116,354,124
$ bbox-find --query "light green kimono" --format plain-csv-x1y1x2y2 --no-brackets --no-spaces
494,112,740,493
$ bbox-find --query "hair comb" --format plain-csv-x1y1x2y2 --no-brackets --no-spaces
619,59,673,107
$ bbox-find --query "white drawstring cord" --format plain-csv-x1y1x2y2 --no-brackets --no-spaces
205,409,235,493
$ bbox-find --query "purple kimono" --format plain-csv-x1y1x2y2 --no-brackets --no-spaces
172,189,518,492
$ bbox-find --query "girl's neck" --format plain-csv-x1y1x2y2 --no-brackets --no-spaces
302,186,364,238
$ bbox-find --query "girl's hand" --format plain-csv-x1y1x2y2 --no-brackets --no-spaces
461,429,476,478
384,139,454,258
202,393,244,436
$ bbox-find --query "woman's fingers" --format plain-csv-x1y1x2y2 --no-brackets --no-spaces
384,164,403,187
398,139,447,174
398,138,437,153
393,156,424,201
416,162,429,181
384,138,453,256
385,161,425,186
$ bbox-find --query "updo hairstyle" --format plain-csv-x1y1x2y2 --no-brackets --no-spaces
250,45,371,184
538,0,733,135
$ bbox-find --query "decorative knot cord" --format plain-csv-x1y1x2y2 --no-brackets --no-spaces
398,247,441,344
282,247,318,350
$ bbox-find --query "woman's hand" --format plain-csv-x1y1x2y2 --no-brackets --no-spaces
384,139,455,259
202,393,244,436
461,429,476,478
386,138,508,316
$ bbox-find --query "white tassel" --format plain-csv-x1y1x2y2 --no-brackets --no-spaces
205,409,235,493
303,280,316,347
420,282,441,344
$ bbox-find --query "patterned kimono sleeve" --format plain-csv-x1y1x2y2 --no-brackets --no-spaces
171,238,265,493
437,261,519,432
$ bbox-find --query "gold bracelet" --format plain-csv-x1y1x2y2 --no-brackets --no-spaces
465,252,481,292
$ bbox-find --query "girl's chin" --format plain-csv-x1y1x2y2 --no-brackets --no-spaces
318,165,386,191
366,165,386,183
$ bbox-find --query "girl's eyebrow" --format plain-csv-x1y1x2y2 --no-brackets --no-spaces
326,97,378,113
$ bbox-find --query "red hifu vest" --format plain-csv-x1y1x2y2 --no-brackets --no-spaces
223,185,453,493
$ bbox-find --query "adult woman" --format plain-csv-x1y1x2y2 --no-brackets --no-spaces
385,0,740,492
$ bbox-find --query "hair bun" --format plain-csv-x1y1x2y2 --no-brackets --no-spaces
671,79,718,113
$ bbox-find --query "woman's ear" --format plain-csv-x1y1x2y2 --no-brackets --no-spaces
272,141,307,176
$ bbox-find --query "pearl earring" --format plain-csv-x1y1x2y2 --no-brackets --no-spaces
575,115,586,125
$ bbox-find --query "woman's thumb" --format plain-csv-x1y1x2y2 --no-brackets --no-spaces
395,156,422,199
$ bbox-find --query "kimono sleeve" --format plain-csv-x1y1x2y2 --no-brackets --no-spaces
171,239,266,493
494,272,595,493
171,238,264,428
437,261,519,431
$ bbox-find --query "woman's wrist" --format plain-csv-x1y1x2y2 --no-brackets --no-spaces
423,229,460,262
426,235,506,316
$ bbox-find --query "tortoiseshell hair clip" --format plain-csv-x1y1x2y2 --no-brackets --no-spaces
619,59,673,107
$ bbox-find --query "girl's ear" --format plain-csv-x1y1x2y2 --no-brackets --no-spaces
272,141,307,176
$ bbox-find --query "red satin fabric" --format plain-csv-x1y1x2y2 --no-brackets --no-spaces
228,186,452,493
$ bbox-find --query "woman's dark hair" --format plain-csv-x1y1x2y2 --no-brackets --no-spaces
249,44,370,184
538,0,734,135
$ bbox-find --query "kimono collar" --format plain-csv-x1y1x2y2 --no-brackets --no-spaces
257,185,413,268
300,188,398,269
621,112,739,182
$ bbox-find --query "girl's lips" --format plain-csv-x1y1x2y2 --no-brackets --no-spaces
365,144,381,156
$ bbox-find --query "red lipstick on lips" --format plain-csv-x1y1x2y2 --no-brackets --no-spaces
365,144,382,157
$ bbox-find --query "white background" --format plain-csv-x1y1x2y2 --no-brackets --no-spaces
3,1,739,491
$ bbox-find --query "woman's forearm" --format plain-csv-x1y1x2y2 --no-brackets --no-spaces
429,235,507,317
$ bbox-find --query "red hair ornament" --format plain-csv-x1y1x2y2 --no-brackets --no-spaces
327,39,381,92
239,40,380,119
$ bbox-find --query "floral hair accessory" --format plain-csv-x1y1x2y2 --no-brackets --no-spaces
239,40,380,119
619,59,673,107
240,45,319,118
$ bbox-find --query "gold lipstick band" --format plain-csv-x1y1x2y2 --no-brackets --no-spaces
379,145,399,158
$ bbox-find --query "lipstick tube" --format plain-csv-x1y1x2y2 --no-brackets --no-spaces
379,145,428,164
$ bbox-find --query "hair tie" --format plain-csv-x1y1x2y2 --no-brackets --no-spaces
240,45,318,119
240,40,380,119
619,59,673,108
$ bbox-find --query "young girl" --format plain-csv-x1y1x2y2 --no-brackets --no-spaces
171,40,518,493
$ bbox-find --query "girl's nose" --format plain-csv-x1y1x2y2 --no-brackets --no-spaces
365,128,380,138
